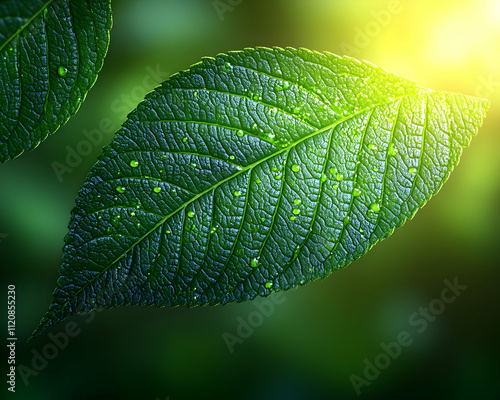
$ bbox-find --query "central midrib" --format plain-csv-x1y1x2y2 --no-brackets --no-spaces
0,0,54,53
70,90,424,301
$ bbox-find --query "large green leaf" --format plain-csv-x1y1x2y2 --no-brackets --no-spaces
0,0,112,163
30,47,489,340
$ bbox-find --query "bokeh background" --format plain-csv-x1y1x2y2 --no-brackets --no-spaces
2,0,499,399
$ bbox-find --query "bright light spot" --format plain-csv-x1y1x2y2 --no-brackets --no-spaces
429,18,483,66
490,0,500,21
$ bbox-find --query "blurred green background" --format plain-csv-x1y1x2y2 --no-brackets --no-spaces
2,0,499,399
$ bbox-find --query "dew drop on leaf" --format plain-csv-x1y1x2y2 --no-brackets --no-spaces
294,198,302,206
409,167,417,174
265,281,273,289
234,190,242,197
370,202,381,212
116,186,125,193
57,66,67,77
153,186,162,193
387,143,398,156
130,160,139,168
187,211,195,218
292,164,301,172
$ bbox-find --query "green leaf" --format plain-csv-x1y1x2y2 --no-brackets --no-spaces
30,47,489,340
0,0,112,163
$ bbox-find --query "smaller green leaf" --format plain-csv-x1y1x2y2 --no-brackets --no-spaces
0,0,112,163
29,48,489,341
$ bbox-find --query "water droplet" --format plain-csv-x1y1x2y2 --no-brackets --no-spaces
190,162,197,168
97,215,102,220
368,143,378,151
255,178,262,184
57,66,67,77
251,258,259,268
234,190,242,197
116,186,126,193
335,173,344,181
153,186,162,193
260,217,266,223
353,188,362,197
290,215,296,221
294,198,302,206
130,160,139,168
370,202,380,212
274,175,282,180
409,167,417,174
292,208,301,215
187,211,195,218
237,130,244,137
210,225,218,234
386,142,399,156
267,133,275,139
130,211,136,217
321,173,327,183
229,155,235,160
343,216,350,225
283,81,291,90
182,137,188,143
332,184,339,189
292,164,301,172
271,107,278,114
329,167,338,175
265,281,273,289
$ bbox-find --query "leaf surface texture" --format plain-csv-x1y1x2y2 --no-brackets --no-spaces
31,48,489,339
0,0,112,162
